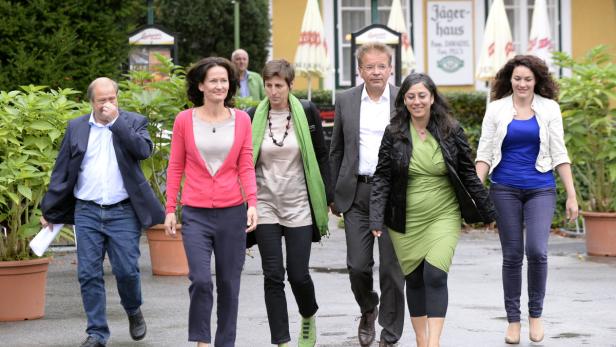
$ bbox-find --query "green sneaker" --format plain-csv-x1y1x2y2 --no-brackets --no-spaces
298,315,316,347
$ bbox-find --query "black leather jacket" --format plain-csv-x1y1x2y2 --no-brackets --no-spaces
369,120,496,233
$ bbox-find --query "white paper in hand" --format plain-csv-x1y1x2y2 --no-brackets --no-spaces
29,224,64,257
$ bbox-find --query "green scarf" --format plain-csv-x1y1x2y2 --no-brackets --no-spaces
252,94,329,236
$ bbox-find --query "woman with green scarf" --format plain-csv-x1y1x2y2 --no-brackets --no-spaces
247,59,331,347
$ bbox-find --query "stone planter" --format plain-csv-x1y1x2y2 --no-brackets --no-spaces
582,211,616,256
0,257,51,321
146,224,189,276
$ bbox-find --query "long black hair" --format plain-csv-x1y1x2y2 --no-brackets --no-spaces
390,73,455,139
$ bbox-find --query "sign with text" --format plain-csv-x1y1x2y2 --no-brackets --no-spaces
427,1,474,85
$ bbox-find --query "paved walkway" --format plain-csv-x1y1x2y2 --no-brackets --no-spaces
1,217,615,346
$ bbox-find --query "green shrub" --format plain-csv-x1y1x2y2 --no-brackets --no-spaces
119,55,189,205
156,0,270,70
554,45,616,212
443,91,487,157
0,1,145,93
0,86,87,260
293,89,334,107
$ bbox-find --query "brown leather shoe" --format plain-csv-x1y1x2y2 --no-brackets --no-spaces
358,307,378,346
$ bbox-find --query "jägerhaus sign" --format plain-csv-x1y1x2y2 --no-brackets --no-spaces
427,0,474,85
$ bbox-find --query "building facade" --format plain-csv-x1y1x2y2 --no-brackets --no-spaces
270,0,616,91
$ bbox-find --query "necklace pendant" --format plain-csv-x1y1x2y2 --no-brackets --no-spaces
212,127,216,133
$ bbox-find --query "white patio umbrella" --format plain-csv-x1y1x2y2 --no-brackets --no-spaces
527,0,554,71
387,0,416,76
476,0,514,81
294,0,330,100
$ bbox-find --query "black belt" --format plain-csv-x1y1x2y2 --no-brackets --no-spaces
357,175,373,184
78,198,131,209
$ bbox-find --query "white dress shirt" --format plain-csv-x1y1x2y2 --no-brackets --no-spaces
358,84,391,176
74,113,128,204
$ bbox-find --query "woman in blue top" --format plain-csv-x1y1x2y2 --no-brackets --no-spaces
475,55,578,344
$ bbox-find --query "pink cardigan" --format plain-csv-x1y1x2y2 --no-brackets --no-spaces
165,108,257,213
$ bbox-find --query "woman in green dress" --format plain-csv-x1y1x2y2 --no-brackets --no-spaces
370,73,496,347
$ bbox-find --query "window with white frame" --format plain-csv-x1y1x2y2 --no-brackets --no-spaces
337,0,411,86
502,0,560,54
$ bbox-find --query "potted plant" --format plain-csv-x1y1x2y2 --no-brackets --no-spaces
554,45,616,256
0,86,84,320
120,55,191,275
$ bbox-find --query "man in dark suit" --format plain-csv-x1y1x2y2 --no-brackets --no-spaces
41,77,165,347
329,43,405,347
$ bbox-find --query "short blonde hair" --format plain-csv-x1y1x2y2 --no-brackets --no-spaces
356,42,393,67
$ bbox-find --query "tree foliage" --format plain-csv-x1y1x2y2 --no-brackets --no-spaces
0,0,145,94
156,0,270,71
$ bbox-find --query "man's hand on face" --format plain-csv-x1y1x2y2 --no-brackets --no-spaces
99,101,119,123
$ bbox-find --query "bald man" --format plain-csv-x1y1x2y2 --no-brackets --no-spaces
41,78,165,347
231,48,266,101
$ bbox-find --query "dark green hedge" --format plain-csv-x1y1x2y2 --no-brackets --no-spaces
156,0,270,71
0,1,145,94
444,91,487,156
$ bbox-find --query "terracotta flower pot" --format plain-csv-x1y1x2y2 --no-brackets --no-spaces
0,257,51,321
146,224,189,276
582,211,616,256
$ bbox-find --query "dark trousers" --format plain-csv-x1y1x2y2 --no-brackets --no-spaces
344,181,405,343
74,199,142,344
405,260,448,318
490,183,556,322
255,224,318,344
181,205,247,346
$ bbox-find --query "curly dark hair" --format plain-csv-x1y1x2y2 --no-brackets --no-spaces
491,55,558,101
390,73,455,139
186,57,238,107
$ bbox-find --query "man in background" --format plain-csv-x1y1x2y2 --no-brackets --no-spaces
231,48,266,101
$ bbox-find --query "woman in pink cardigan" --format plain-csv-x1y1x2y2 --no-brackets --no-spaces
164,57,257,347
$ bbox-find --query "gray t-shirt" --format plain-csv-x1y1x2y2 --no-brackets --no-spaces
192,108,235,176
256,109,312,227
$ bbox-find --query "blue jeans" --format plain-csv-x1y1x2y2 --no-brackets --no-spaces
489,183,556,322
74,199,143,344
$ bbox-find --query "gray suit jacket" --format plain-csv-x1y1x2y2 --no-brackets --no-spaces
329,83,398,213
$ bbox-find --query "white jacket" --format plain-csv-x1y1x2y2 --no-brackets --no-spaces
475,94,570,174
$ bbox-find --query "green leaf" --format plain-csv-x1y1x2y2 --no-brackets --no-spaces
6,191,20,204
29,120,55,131
17,185,33,201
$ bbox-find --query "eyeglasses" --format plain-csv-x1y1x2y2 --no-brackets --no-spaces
360,64,389,72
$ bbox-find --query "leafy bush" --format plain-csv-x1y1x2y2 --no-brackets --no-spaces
235,96,261,111
119,55,189,205
0,86,87,260
293,89,334,107
554,45,616,212
444,91,487,157
0,0,145,94
156,0,270,71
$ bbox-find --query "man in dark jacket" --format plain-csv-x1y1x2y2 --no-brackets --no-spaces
329,42,405,347
41,77,164,347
